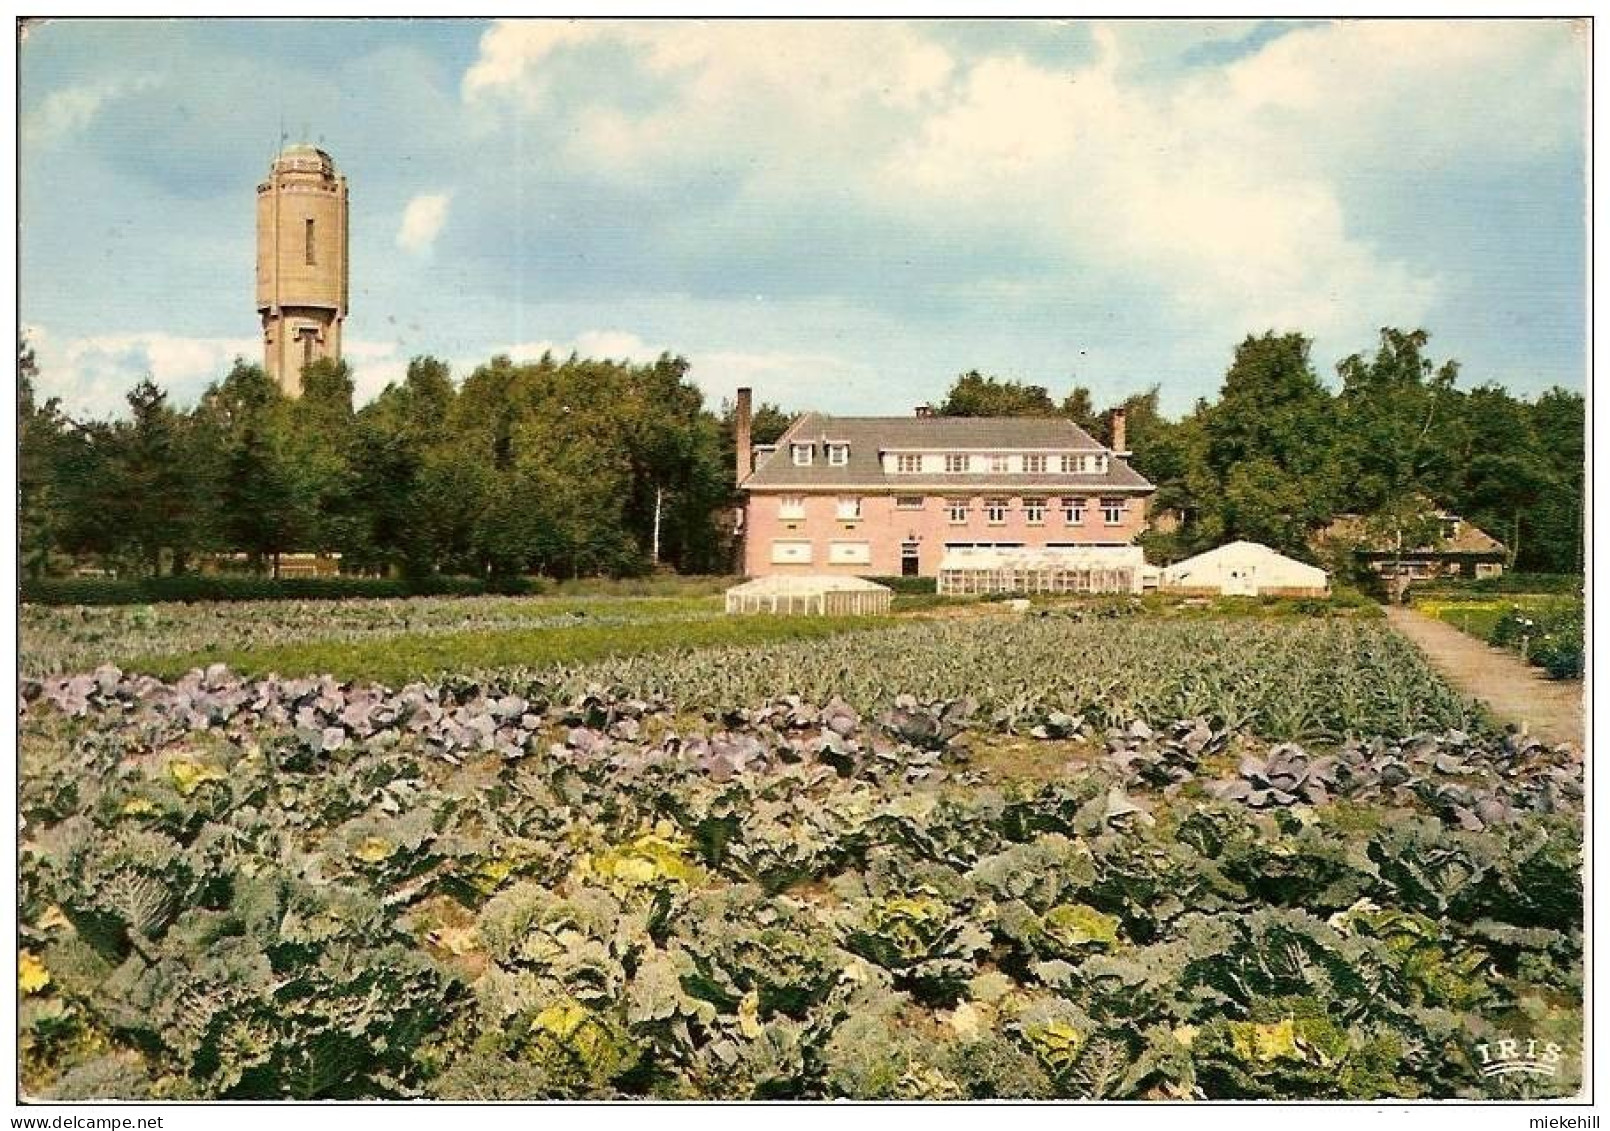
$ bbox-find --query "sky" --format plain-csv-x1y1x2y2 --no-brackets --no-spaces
19,17,1588,421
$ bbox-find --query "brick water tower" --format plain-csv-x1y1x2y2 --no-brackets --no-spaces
256,144,348,397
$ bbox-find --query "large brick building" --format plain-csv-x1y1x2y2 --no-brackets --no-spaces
735,392,1155,579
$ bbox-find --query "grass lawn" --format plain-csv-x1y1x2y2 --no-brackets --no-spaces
1414,593,1579,641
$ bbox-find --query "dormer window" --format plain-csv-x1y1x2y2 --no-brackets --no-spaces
945,453,969,473
791,443,814,467
1060,454,1084,474
988,454,1010,474
827,442,850,467
896,453,922,473
1023,454,1047,474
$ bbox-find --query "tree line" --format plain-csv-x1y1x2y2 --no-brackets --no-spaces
18,325,1583,581
937,328,1584,575
18,344,782,580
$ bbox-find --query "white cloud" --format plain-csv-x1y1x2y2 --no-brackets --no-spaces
462,20,609,104
867,25,1455,346
25,327,259,419
25,326,411,417
459,19,1581,365
464,20,953,177
396,192,452,254
22,74,156,144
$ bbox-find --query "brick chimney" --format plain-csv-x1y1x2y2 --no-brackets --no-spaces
1110,407,1128,455
735,387,753,485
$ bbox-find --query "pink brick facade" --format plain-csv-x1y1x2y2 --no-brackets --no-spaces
735,407,1155,579
742,490,1150,577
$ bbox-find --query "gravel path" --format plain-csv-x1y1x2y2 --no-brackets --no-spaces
1385,605,1585,748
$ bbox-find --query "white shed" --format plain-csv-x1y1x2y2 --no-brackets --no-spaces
724,574,893,616
1161,541,1329,597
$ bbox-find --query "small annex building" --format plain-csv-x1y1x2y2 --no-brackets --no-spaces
1161,541,1329,598
724,574,893,616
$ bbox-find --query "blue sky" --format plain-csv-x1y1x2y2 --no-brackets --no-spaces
20,18,1587,420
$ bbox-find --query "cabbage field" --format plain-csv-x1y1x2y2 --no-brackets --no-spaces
17,605,1584,1101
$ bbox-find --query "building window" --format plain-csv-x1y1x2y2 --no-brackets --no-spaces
985,498,1009,524
988,454,1010,474
778,495,806,520
1062,497,1087,524
305,219,316,265
791,443,813,466
836,496,862,521
1023,454,1047,474
828,541,872,565
827,442,850,466
1093,455,1109,474
896,453,922,473
945,453,969,473
1060,454,1086,474
947,498,970,524
1023,498,1046,525
771,540,812,565
1101,497,1126,525
895,496,924,510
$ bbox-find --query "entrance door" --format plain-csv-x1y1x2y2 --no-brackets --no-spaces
1225,567,1256,596
900,542,920,577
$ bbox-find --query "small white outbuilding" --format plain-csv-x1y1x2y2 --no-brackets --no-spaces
1161,541,1329,597
724,574,893,616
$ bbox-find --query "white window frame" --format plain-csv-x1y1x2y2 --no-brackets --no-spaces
945,453,969,473
1023,454,1047,474
988,454,1010,474
1062,497,1087,524
827,442,850,467
1101,497,1126,526
946,498,970,524
791,443,814,467
1093,455,1109,474
895,496,924,510
896,453,921,474
770,540,812,565
1060,454,1083,474
1023,498,1046,525
778,495,806,520
836,496,862,521
828,540,872,565
985,497,1009,525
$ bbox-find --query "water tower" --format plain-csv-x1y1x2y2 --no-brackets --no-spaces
256,144,348,397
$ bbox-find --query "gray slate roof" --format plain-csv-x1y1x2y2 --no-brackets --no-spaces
743,413,1155,492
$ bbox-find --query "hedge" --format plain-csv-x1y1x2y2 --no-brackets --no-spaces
864,575,938,595
1411,572,1583,597
18,574,541,607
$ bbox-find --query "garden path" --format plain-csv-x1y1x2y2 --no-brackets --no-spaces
1384,605,1585,749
